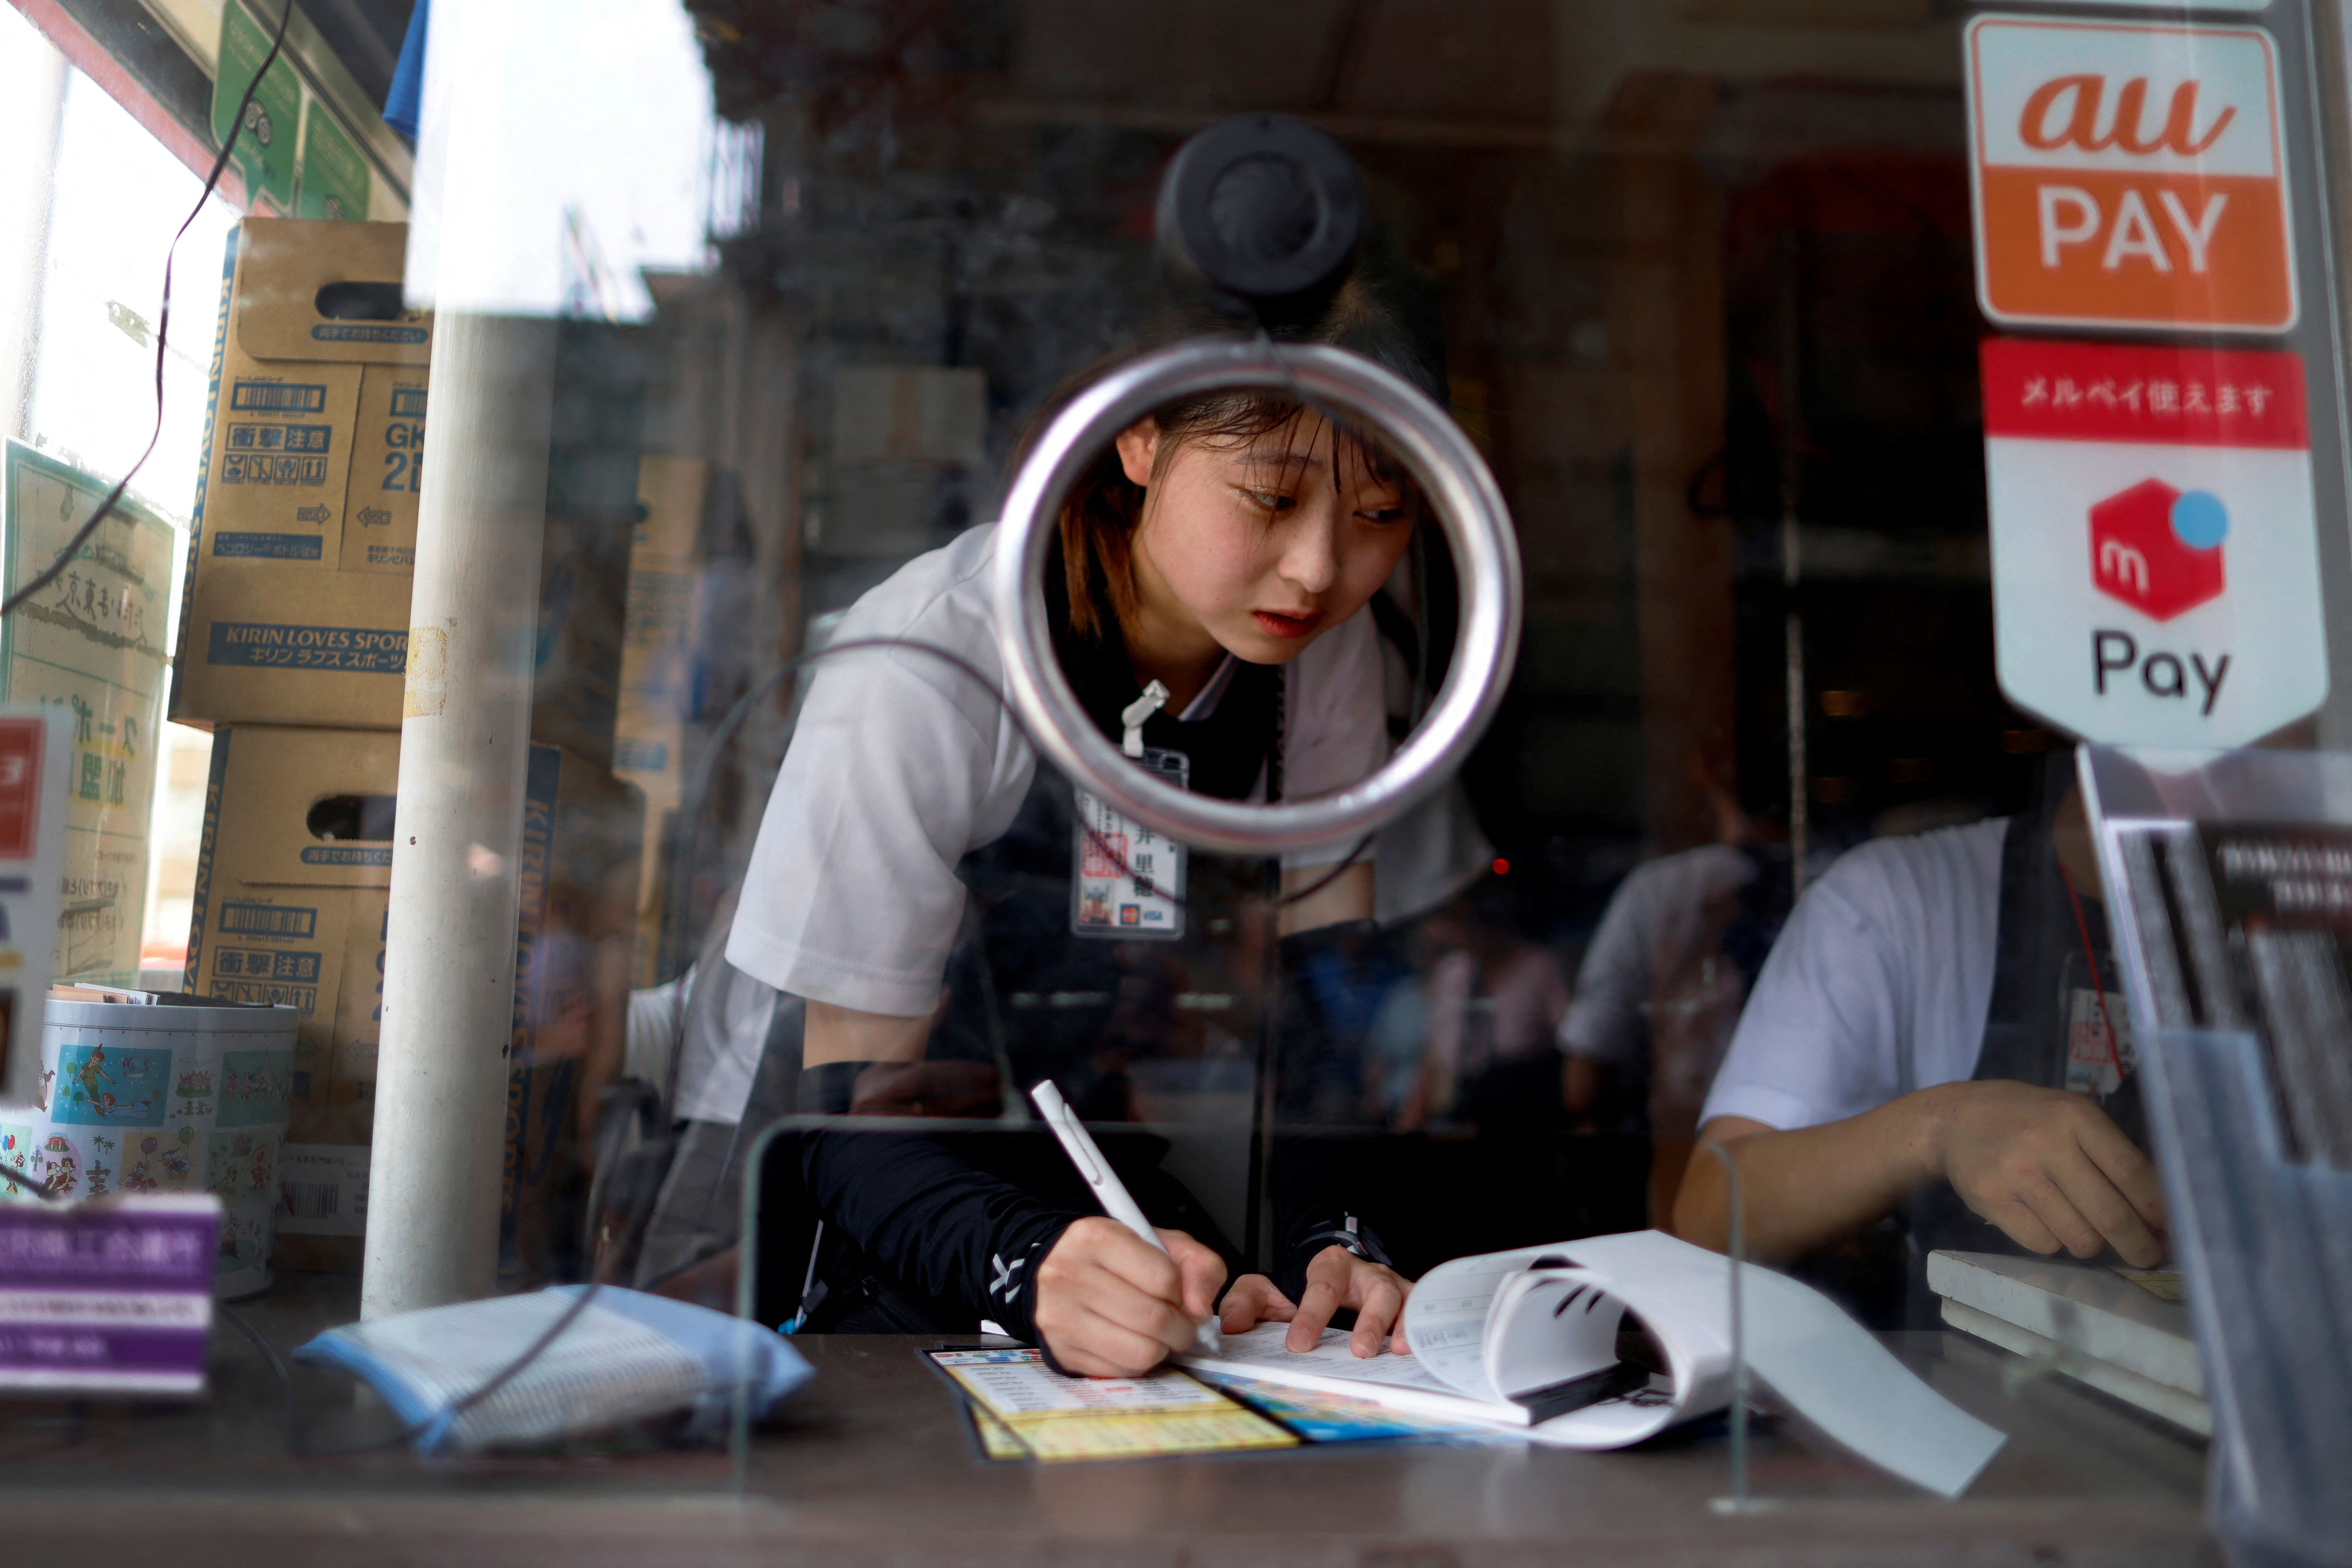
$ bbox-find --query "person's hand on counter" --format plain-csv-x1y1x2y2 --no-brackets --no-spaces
1033,1218,1227,1377
1217,1246,1414,1359
1924,1079,2168,1267
1677,1082,2167,1270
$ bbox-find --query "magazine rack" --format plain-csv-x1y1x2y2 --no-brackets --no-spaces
2079,744,2352,1568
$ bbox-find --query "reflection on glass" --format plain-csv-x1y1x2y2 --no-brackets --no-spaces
637,271,1455,1371
7,0,2264,1521
1680,753,2163,1329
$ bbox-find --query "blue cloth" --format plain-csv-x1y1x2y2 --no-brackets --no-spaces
382,0,428,141
543,1284,813,1411
294,1284,813,1453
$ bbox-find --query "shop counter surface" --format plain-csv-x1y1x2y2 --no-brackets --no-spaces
0,1271,2213,1566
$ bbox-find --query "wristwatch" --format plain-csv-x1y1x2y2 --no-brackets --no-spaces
1293,1213,1393,1268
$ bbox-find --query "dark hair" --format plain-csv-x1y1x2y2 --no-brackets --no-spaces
1029,238,1448,641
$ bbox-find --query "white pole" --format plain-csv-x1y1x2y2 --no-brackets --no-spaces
363,311,555,1318
0,37,69,440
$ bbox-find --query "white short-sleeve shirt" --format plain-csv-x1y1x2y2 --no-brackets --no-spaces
726,524,1391,1017
1560,843,1757,1068
1698,818,2008,1132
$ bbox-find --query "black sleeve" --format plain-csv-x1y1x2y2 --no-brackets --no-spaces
794,1093,1083,1343
792,1059,1244,1345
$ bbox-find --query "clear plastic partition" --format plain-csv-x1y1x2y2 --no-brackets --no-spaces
6,0,2340,1553
2080,745,2352,1568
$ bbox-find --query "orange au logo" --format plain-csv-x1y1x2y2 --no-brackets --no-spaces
1966,18,2296,333
2018,76,2234,158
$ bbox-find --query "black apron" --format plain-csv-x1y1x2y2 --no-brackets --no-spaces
806,551,1283,1329
1797,754,2148,1328
926,544,1283,1106
1899,751,2146,1318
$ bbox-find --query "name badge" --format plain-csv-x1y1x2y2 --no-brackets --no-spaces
2063,985,2136,1097
1071,748,1186,941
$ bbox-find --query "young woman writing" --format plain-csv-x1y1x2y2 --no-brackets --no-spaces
727,274,1445,1375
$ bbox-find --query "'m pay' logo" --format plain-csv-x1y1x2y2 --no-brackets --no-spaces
1980,337,2323,746
2090,478,2226,621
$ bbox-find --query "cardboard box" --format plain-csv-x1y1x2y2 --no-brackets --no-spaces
172,219,428,730
183,725,641,1272
171,223,635,773
182,725,395,1149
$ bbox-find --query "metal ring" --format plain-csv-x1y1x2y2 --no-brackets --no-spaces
992,338,1522,856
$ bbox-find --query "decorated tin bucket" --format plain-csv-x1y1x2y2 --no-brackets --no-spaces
8,992,297,1298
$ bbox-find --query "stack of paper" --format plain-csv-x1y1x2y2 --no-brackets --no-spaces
1928,1249,2207,1435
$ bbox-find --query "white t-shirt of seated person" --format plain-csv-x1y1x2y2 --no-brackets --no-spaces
727,524,1391,1018
1559,842,1757,1069
1699,818,2008,1133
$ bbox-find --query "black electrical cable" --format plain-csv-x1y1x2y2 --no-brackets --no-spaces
0,0,296,621
655,323,1424,998
664,632,1374,1229
0,1154,634,1460
0,1165,63,1200
212,1298,302,1453
5,1122,660,1454
670,631,1374,986
209,1147,675,1460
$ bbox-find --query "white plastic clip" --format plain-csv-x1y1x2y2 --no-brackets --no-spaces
1121,680,1170,758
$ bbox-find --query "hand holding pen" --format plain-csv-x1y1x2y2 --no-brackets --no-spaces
1028,1081,1225,1375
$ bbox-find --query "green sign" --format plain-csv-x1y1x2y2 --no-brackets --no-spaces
298,99,370,222
211,0,300,213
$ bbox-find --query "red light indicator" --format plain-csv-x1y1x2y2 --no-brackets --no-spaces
1491,858,1509,876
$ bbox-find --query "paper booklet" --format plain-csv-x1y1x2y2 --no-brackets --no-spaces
1178,1229,2009,1498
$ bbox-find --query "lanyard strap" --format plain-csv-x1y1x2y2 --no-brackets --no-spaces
2057,859,2124,1077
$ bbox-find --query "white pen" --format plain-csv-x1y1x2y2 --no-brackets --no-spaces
1029,1078,1222,1355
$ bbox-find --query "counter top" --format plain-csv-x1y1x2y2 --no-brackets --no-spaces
0,1271,2213,1566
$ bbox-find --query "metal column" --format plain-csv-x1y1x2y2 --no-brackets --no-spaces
363,312,555,1318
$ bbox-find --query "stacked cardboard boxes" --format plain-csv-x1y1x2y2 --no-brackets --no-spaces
184,728,639,1272
172,219,646,1276
172,218,635,765
171,220,424,731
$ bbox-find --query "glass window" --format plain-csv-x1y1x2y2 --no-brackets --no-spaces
8,0,2338,1554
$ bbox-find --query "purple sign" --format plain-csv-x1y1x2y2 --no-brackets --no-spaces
0,1194,219,1394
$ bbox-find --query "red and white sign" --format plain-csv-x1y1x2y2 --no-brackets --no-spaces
0,707,70,1104
1966,15,2296,333
1982,338,2326,746
0,719,45,859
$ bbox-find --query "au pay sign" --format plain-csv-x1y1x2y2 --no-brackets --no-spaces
1981,338,2325,747
1966,15,2297,333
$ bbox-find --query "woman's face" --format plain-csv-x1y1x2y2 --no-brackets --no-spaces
1116,412,1414,666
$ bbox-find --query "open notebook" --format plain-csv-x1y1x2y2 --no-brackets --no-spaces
1179,1230,2007,1497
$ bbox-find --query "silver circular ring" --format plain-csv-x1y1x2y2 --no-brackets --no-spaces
992,338,1521,856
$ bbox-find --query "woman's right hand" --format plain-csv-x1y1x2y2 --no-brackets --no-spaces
1031,1218,1227,1378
